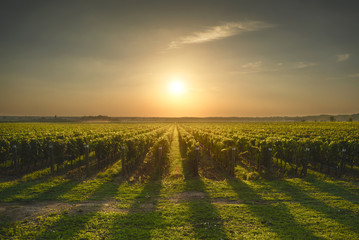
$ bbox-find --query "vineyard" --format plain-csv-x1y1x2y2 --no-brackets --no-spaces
0,123,172,178
1,122,358,179
0,122,358,239
179,122,359,179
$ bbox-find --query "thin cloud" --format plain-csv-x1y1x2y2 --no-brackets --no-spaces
230,61,279,74
242,61,262,69
294,62,317,69
168,21,273,49
230,60,319,75
336,53,350,62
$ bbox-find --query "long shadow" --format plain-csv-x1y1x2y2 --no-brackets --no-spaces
9,174,117,203
32,208,99,239
0,162,50,180
56,158,126,202
34,179,123,239
303,175,359,203
108,180,163,239
0,177,89,203
107,151,167,239
1,159,127,238
0,158,121,203
1,206,97,239
0,180,42,202
23,180,80,202
180,140,230,240
42,149,168,239
1,176,124,238
227,179,324,239
32,160,126,239
269,179,359,234
0,181,88,226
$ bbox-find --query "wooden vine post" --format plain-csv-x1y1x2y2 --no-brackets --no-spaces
121,146,126,177
194,147,199,177
158,146,163,175
231,147,236,177
338,148,346,177
12,145,17,171
49,144,54,175
85,144,89,176
301,147,310,176
267,147,273,174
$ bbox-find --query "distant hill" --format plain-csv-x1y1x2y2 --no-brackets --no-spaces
0,114,358,122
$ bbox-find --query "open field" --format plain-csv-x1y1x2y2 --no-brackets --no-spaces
3,2,359,239
0,123,359,239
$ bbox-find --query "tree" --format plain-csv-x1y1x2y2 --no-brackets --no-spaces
330,116,336,122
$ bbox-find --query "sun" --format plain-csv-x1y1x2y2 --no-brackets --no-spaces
169,80,184,95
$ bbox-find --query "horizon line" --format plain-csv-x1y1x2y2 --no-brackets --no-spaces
1,113,358,118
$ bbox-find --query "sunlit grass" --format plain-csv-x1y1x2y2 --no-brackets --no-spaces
0,213,61,239
284,201,358,239
59,160,122,202
1,126,359,239
2,175,359,239
2,177,69,202
286,178,359,213
0,167,52,192
21,167,52,182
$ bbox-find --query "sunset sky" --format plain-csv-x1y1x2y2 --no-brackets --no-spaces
1,1,359,117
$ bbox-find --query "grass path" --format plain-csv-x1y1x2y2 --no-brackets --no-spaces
1,125,359,239
167,126,185,180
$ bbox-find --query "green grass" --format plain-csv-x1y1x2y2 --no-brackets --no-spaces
0,128,358,239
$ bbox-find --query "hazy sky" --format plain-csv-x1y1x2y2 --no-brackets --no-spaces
1,0,359,117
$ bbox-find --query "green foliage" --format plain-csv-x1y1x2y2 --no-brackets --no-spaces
0,125,358,239
180,122,359,178
0,123,170,176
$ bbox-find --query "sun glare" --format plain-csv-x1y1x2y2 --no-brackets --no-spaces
169,80,184,95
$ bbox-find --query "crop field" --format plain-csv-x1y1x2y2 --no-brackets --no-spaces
0,122,359,239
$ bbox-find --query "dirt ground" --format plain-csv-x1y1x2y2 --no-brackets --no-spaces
0,200,125,223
